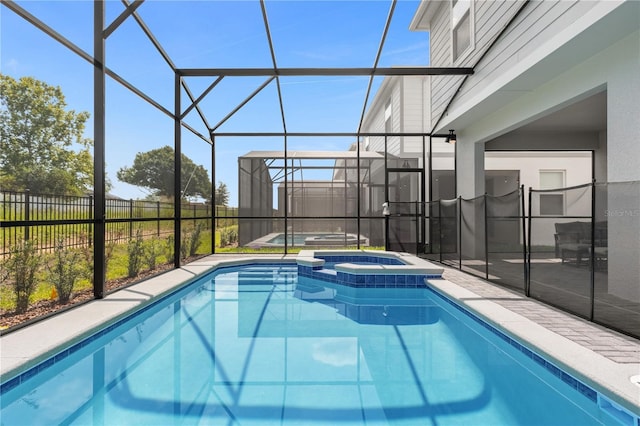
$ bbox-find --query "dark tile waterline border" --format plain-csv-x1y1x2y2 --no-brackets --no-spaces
425,281,640,426
298,264,441,287
298,252,442,287
426,284,597,403
0,261,291,394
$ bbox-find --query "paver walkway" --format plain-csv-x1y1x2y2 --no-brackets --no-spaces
441,266,640,364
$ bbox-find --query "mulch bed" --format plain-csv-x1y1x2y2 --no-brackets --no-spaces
0,263,176,332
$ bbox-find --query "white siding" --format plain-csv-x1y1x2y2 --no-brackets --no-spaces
361,76,431,155
427,0,525,129
387,84,402,155
401,77,425,132
402,77,428,153
453,1,600,110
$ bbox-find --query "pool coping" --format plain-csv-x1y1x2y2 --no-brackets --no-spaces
424,278,640,422
1,253,638,419
297,249,445,274
0,255,296,384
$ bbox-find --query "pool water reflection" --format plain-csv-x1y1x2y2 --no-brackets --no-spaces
0,264,607,425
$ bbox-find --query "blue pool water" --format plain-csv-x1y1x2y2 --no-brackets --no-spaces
0,264,619,425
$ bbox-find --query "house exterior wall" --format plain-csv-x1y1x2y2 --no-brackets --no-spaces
423,1,636,144
422,0,525,128
361,76,430,157
412,0,639,303
486,152,593,246
452,1,599,114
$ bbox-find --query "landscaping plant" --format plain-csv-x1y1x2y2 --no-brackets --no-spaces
144,237,162,270
219,225,238,247
0,240,42,313
165,235,175,263
127,229,145,278
48,238,85,304
188,222,205,257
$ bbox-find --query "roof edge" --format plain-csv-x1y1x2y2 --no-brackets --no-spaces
409,0,441,31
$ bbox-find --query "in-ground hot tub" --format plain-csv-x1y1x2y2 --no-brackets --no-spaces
247,232,369,248
296,249,444,288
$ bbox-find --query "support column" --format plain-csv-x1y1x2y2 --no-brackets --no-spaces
174,74,182,267
606,34,640,301
456,137,485,260
456,137,484,199
93,0,106,298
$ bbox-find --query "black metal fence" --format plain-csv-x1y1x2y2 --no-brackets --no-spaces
425,182,640,339
2,183,638,339
0,190,238,256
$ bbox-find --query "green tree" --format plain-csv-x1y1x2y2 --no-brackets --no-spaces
117,146,212,200
215,181,230,206
0,74,93,194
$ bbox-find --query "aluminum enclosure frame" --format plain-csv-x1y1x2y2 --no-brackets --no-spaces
1,0,472,299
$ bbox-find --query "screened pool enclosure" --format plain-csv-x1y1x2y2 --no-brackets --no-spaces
2,1,638,340
0,2,468,303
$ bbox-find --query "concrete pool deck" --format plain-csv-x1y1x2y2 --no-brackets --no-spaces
1,253,638,417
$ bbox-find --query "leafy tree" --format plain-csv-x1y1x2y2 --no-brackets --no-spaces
0,74,93,194
117,146,212,200
215,181,230,206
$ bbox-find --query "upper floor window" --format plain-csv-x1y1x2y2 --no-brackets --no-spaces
452,0,473,62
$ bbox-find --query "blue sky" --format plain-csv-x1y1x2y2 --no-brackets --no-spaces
1,0,429,205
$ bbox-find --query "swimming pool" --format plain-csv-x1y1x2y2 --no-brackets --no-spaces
0,263,631,425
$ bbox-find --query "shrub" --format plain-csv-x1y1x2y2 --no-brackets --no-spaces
165,235,175,262
0,241,42,313
127,229,145,278
105,231,121,271
220,226,238,247
144,237,162,270
188,222,205,257
48,238,85,304
180,232,189,260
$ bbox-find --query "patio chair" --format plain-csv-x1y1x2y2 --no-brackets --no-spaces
554,221,591,266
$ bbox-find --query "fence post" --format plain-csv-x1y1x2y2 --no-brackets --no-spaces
526,187,533,297
213,205,218,254
589,180,596,321
24,190,30,242
484,193,489,280
415,200,420,256
520,185,527,290
89,195,94,247
438,201,442,263
458,196,462,270
129,199,133,239
157,201,160,237
207,203,212,255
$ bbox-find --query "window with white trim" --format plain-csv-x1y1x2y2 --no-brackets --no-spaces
539,170,565,216
452,0,473,62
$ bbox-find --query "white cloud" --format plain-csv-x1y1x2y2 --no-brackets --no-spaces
312,338,358,367
382,41,429,57
4,58,19,73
